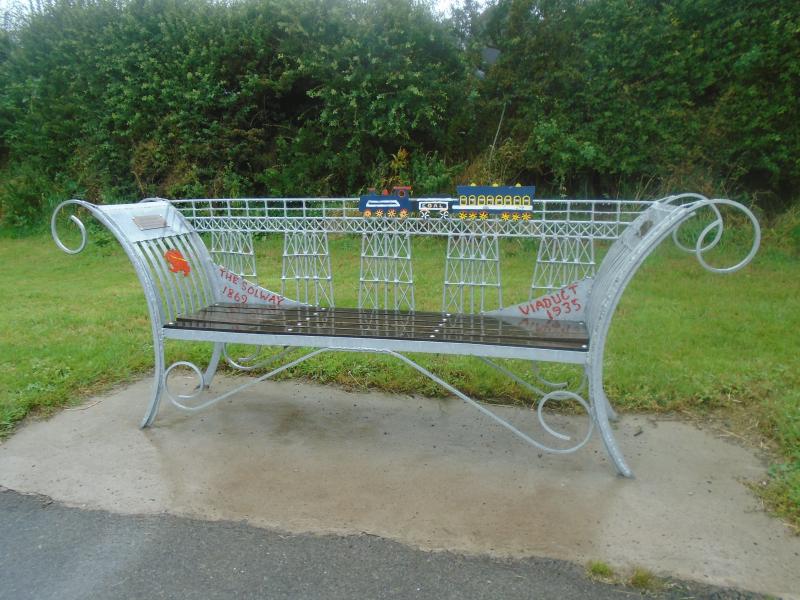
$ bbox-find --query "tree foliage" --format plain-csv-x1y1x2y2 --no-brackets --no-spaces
0,0,798,226
478,0,800,204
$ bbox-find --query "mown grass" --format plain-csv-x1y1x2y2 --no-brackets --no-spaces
0,228,798,527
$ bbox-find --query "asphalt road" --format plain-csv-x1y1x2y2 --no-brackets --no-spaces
0,488,768,600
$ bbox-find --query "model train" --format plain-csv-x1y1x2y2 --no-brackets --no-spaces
359,184,536,220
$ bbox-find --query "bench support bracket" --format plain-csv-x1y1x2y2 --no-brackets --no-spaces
154,347,610,469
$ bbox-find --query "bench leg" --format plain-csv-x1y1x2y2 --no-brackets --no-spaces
140,340,223,428
203,343,224,388
588,365,632,477
140,334,166,428
598,387,620,422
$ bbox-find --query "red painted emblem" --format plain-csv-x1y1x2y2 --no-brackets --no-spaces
164,249,190,276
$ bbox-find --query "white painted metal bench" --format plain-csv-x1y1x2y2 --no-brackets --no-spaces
51,194,760,477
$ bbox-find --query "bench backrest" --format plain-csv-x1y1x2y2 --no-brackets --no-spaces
52,200,219,328
55,196,757,338
168,197,658,313
584,201,694,349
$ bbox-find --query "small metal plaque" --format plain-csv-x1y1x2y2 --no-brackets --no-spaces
133,215,168,231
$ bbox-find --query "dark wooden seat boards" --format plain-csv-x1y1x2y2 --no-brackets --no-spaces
165,304,590,353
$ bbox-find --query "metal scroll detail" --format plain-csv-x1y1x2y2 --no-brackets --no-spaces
162,347,595,456
163,361,208,411
663,195,761,274
476,357,593,452
162,349,329,412
536,390,594,451
51,199,96,255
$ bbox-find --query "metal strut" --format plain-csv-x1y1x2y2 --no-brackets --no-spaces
163,346,595,456
164,348,328,412
384,350,594,455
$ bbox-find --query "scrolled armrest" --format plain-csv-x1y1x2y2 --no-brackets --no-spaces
51,199,99,255
663,195,761,274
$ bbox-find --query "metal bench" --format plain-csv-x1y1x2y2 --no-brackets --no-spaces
51,194,760,477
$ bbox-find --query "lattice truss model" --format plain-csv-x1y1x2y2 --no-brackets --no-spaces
168,196,649,313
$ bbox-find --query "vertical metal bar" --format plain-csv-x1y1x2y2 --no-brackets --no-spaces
184,232,217,306
154,237,190,317
170,235,201,313
138,239,177,323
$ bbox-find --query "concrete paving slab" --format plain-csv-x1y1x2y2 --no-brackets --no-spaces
0,376,798,598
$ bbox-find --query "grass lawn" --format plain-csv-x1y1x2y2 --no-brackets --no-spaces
1,228,798,527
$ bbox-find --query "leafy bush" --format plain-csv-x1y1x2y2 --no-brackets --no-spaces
478,0,800,205
0,0,797,229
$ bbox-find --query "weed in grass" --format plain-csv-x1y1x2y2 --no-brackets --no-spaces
628,567,663,592
752,462,800,534
586,560,615,581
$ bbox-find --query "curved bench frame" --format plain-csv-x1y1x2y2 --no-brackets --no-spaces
52,194,759,477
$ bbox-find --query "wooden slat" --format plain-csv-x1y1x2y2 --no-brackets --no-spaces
181,304,586,343
166,304,589,352
199,304,588,341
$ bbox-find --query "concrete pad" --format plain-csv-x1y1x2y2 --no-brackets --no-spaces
0,375,797,598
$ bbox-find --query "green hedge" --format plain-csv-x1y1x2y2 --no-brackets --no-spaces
1,0,798,228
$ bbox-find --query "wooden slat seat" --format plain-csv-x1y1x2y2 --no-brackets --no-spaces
165,304,589,352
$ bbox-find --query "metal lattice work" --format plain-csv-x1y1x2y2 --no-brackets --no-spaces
171,197,652,302
359,232,415,311
530,234,596,296
281,230,334,306
443,232,503,313
170,197,651,240
210,230,258,284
